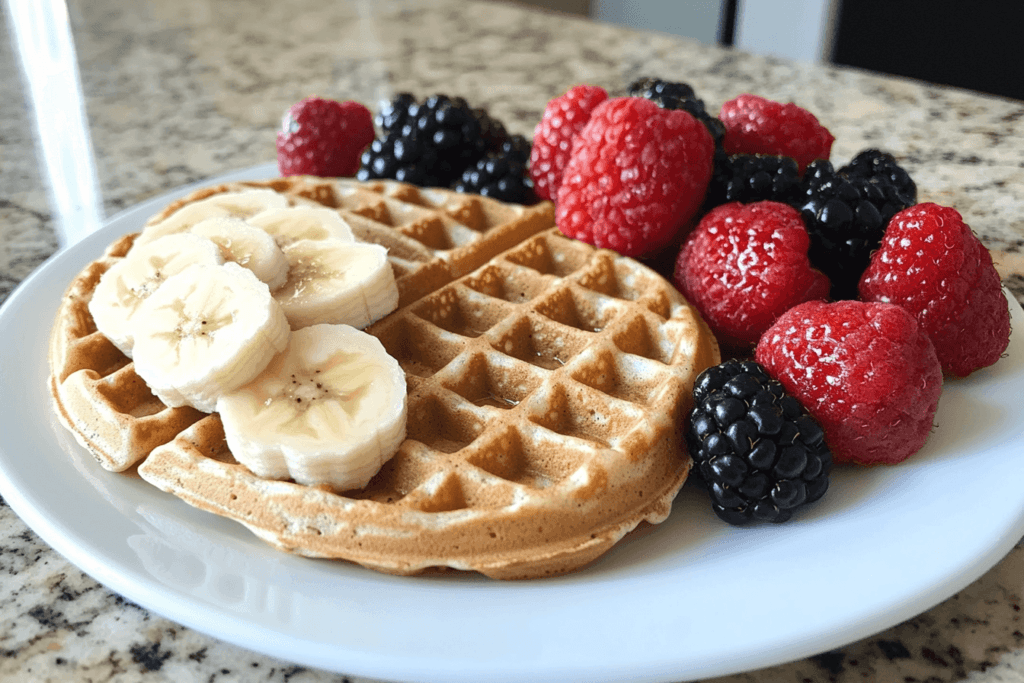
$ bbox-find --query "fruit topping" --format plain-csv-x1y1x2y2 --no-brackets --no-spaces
686,359,832,524
627,76,726,153
529,84,609,202
217,323,407,492
859,202,1011,377
555,96,714,258
357,94,488,188
755,300,943,466
277,97,375,177
718,94,835,173
673,201,829,350
797,152,917,300
453,134,536,204
704,153,803,208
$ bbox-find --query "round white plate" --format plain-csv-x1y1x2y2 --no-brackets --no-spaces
2,166,1024,683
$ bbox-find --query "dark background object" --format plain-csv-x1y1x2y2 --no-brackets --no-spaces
830,0,1024,101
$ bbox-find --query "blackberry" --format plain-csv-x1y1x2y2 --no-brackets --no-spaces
627,76,726,150
358,94,488,188
375,92,417,134
686,359,832,525
453,135,536,204
840,148,917,202
704,153,802,208
473,107,511,154
796,153,917,300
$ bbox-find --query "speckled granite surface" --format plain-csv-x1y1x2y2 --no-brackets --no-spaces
1,1,1022,681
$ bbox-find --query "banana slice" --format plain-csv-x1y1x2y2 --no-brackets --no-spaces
247,206,355,247
135,189,290,246
273,238,399,330
89,233,225,357
191,216,290,291
216,323,407,491
131,262,291,413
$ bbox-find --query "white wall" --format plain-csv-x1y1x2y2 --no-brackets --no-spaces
591,0,842,63
590,0,726,45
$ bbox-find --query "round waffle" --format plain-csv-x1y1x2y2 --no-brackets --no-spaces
49,177,720,579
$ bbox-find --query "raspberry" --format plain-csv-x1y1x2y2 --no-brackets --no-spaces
555,97,714,258
529,85,609,202
673,201,829,349
858,203,1011,377
718,94,835,174
755,300,943,466
277,97,374,177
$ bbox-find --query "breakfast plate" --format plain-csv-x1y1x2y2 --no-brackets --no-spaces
1,165,1023,683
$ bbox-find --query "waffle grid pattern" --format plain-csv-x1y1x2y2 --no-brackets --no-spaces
51,179,719,579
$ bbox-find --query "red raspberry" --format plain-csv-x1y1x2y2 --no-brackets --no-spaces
529,85,608,201
673,201,830,350
755,300,943,466
555,97,714,258
277,97,374,177
718,94,835,173
858,203,1010,377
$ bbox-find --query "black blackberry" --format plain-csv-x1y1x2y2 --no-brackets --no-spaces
357,129,443,187
704,153,802,208
627,76,726,150
839,148,917,203
796,153,917,300
453,152,535,204
473,107,511,154
686,359,832,525
375,92,417,134
358,94,488,188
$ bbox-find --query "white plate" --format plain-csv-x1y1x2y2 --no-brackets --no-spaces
2,166,1024,683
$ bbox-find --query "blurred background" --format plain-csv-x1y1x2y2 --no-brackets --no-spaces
517,0,1024,102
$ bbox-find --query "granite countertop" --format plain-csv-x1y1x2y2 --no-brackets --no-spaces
1,0,1022,681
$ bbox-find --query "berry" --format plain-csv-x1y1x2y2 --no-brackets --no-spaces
529,85,609,202
357,94,488,187
627,77,726,151
797,155,916,300
453,136,536,204
840,148,917,201
686,359,832,525
755,300,943,466
704,153,803,208
277,97,375,177
375,92,417,134
673,201,830,350
555,97,714,258
858,203,1010,377
718,94,835,174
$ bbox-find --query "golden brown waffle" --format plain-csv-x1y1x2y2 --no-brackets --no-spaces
49,178,720,579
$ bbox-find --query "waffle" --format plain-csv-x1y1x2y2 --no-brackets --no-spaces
49,177,720,579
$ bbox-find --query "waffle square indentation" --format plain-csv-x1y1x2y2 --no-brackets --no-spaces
569,349,665,405
611,315,673,364
465,427,585,490
372,316,462,377
533,286,623,333
439,352,542,410
463,264,546,305
413,286,511,338
489,316,586,371
526,384,625,449
503,232,591,277
406,396,484,454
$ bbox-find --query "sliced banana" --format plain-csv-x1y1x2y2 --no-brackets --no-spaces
89,233,225,357
273,238,399,330
131,262,291,413
191,216,290,291
135,189,290,246
247,206,355,247
216,323,407,491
